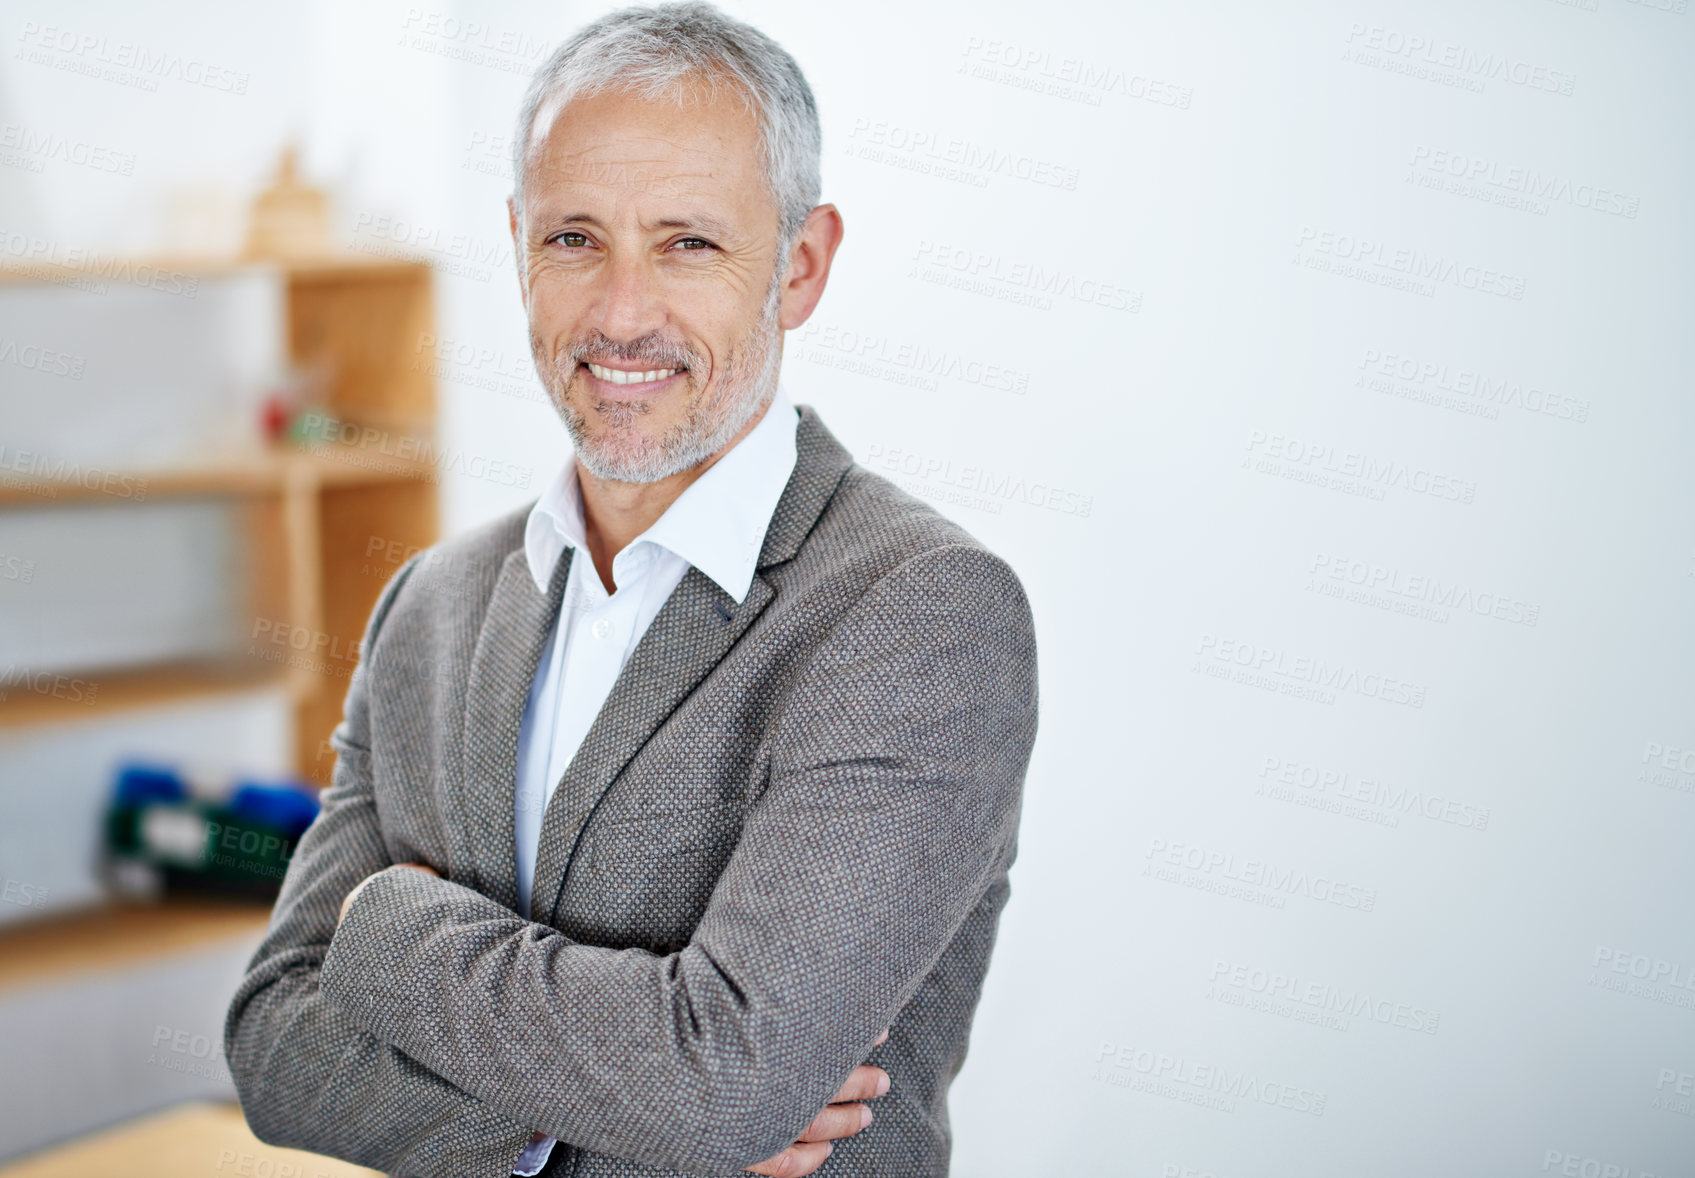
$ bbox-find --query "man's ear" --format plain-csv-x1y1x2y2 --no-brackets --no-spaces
507,194,528,312
778,204,845,331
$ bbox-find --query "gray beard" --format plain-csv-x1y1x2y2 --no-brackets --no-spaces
543,275,784,484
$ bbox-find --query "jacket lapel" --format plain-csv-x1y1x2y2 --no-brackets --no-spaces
529,568,774,923
457,544,571,913
751,404,856,570
525,403,857,926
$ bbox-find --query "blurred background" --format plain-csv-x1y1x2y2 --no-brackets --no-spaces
0,0,1691,1175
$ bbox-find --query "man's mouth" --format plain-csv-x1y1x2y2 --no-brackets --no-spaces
582,361,685,387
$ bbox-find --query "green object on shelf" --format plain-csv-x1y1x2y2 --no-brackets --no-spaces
105,765,318,902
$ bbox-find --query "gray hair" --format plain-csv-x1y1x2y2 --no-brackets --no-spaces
512,2,822,257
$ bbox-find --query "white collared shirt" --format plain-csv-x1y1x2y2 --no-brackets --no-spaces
509,384,798,1176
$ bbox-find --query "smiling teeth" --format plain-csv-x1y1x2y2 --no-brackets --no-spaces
587,363,680,385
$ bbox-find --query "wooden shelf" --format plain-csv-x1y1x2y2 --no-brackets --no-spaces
0,254,440,784
0,900,272,997
0,1102,380,1177
0,444,439,508
0,250,429,286
0,658,296,732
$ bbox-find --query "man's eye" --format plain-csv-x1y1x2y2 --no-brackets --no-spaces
675,238,713,251
551,231,589,248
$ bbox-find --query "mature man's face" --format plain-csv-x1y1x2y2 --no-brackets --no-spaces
512,79,786,483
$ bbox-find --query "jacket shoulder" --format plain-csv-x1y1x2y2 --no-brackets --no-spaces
812,462,998,569
373,501,530,635
420,500,530,574
413,498,525,579
788,463,1031,625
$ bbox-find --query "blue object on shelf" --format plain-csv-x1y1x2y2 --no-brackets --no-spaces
105,764,321,902
227,781,320,836
113,764,188,809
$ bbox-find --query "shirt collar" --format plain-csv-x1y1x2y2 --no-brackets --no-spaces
524,382,799,604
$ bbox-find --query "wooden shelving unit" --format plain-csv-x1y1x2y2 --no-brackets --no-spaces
0,900,271,997
0,1102,381,1177
0,255,440,785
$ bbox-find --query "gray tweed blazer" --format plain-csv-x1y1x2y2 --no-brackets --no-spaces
224,404,1040,1177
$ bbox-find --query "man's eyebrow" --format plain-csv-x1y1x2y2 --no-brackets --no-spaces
540,211,735,240
650,215,733,239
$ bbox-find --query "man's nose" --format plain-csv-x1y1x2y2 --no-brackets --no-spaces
590,251,667,341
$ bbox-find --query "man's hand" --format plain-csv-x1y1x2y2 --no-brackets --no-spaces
744,1031,890,1177
338,862,440,925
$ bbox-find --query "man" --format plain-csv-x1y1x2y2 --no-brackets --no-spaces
225,5,1038,1176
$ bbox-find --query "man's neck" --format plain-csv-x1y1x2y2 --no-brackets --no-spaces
577,398,773,595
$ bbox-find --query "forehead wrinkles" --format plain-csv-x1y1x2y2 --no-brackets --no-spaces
543,135,719,174
529,144,721,204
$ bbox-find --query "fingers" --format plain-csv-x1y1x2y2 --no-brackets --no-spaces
744,1140,834,1177
744,1048,894,1176
795,1101,871,1144
830,1063,890,1104
874,1028,889,1046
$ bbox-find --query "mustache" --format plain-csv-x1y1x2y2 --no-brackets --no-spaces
560,330,698,372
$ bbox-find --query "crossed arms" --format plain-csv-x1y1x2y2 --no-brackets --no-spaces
224,544,1038,1176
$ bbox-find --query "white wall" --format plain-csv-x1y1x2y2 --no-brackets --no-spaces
0,931,262,1158
2,1,1692,1174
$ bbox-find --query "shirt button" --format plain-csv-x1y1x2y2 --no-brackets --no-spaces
592,618,612,640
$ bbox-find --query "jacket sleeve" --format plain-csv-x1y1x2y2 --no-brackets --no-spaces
315,543,1040,1174
223,555,538,1176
